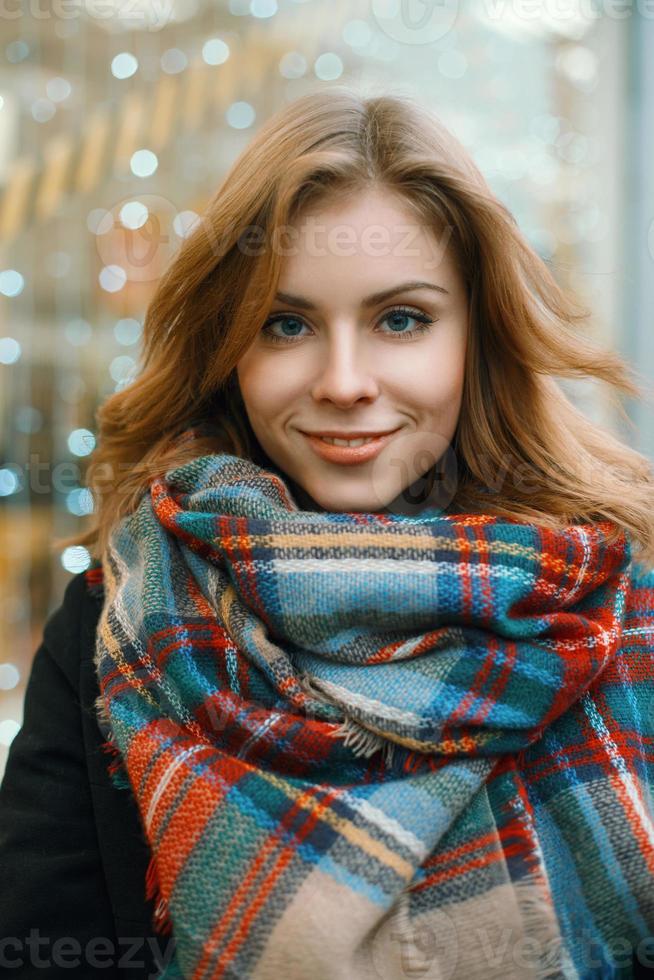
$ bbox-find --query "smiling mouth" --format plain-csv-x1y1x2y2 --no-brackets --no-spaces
300,427,402,466
314,435,385,446
301,429,401,446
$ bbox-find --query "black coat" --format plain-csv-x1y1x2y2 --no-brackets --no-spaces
2,570,654,979
0,571,177,978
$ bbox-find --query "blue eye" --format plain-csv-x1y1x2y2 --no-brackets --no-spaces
261,306,436,345
379,307,435,340
261,316,309,344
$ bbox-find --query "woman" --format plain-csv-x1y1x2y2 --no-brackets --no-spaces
1,87,654,979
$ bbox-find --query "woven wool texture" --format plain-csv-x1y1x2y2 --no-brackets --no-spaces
92,425,654,980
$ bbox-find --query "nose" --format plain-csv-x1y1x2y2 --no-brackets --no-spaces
309,326,380,407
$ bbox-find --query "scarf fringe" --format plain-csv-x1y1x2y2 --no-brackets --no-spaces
156,957,185,979
382,872,569,980
298,672,397,766
510,873,571,979
329,716,397,767
101,737,175,941
100,738,131,790
146,853,175,937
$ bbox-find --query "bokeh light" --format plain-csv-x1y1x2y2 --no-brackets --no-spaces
15,406,43,434
130,149,158,177
0,467,22,497
65,488,94,516
114,318,142,345
60,546,92,574
119,200,149,229
67,429,96,457
31,98,56,122
0,664,20,691
0,270,25,297
173,210,201,238
109,354,137,384
226,101,255,128
0,337,21,364
279,52,307,79
111,52,138,79
161,48,188,74
64,318,92,346
251,0,278,17
99,265,127,292
0,720,21,748
46,76,72,102
314,53,343,80
202,38,230,65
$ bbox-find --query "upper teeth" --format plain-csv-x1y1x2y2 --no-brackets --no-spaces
319,436,380,446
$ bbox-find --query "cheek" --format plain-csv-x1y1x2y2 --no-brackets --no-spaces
237,352,305,421
401,356,465,417
236,357,264,422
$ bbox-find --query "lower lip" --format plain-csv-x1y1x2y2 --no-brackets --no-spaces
301,429,401,465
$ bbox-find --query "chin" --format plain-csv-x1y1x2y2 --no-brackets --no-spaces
305,486,392,514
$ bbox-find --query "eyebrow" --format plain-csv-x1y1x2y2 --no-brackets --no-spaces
273,280,449,310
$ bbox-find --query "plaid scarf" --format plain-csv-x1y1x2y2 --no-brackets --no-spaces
93,425,654,980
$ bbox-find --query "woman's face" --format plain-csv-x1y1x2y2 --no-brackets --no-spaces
236,188,469,513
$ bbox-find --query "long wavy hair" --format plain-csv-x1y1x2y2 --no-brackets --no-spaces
55,86,654,566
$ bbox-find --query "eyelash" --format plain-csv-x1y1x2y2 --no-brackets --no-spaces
261,305,437,346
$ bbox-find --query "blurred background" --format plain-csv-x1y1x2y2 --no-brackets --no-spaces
1,0,653,778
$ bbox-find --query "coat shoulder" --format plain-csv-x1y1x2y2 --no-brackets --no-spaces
42,565,104,690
